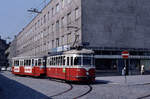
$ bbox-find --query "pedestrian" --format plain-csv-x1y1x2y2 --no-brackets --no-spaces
141,65,144,75
122,67,126,76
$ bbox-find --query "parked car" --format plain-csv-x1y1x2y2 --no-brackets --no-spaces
1,67,6,71
7,67,12,71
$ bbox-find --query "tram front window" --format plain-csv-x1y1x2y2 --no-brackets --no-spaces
83,57,92,66
74,57,81,65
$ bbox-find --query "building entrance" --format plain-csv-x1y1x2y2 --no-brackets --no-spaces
95,59,119,76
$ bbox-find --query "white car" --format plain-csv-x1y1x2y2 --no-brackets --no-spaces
7,67,12,71
1,67,6,71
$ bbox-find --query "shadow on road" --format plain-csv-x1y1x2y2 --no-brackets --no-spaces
94,80,111,85
0,73,51,99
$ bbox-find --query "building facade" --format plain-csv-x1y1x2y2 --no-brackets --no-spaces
10,0,150,75
0,36,8,67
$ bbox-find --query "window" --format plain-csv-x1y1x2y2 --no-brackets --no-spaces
52,40,54,48
67,12,71,24
32,59,34,66
63,56,65,65
35,23,37,30
61,17,64,27
52,24,54,32
56,20,59,32
67,57,69,66
48,11,50,20
56,3,60,12
56,38,59,47
38,59,42,66
44,15,46,23
41,18,43,25
74,57,81,65
29,60,31,66
52,8,55,16
71,57,73,66
61,36,64,45
20,61,24,66
75,8,79,19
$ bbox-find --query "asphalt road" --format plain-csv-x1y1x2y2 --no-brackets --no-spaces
1,71,150,99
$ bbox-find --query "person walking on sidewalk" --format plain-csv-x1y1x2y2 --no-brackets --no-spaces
141,65,145,75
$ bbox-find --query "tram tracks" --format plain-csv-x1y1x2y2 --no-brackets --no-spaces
73,84,93,99
2,72,93,99
49,83,73,98
136,83,150,99
47,82,93,99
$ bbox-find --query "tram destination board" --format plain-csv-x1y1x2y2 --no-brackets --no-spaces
122,51,129,59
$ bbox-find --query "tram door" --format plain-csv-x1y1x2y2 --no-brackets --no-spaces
65,57,71,80
34,59,38,75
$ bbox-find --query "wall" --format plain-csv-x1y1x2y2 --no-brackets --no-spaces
82,0,150,49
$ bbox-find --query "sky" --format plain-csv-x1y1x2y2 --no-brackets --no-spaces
0,0,50,42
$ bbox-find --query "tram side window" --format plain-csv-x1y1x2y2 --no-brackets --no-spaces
29,60,31,66
60,56,63,65
63,56,65,65
13,60,15,66
14,60,19,66
16,60,19,66
59,57,61,66
35,60,38,66
43,59,46,66
38,59,42,66
56,57,58,65
24,60,26,66
67,57,69,66
54,57,56,66
51,58,53,65
74,57,81,65
20,61,24,66
71,57,73,66
49,58,51,66
32,59,34,66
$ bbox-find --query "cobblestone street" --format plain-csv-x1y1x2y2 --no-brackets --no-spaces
1,71,150,99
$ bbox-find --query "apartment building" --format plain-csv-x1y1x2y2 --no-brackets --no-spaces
10,0,150,75
0,36,8,67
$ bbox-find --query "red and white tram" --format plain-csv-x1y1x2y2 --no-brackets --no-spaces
12,49,95,82
12,57,46,76
47,49,95,82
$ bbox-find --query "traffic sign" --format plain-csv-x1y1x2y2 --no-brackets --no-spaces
122,51,129,59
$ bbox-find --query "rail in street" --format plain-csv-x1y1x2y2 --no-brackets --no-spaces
1,71,150,99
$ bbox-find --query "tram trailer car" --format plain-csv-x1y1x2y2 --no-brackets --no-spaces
12,57,46,77
12,49,95,82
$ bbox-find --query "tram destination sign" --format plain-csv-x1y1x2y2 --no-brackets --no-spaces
122,51,129,59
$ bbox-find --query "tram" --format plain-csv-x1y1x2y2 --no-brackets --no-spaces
12,57,46,76
47,49,95,82
12,49,95,82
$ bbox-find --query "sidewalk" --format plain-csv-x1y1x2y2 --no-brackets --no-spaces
96,75,150,85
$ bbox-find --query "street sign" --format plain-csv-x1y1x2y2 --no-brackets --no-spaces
122,51,129,59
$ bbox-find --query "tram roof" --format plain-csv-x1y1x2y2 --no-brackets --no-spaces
63,49,94,54
12,56,44,60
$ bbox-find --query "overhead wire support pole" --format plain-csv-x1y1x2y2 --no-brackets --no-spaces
27,8,41,14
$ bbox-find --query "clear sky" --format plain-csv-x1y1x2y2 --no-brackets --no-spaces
0,0,50,42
